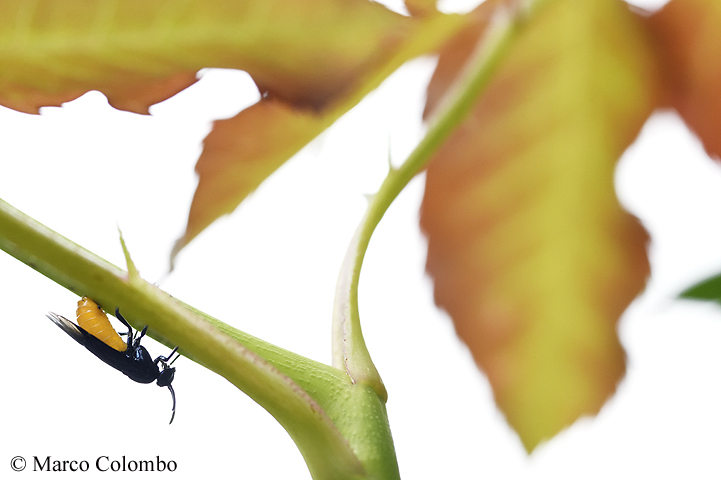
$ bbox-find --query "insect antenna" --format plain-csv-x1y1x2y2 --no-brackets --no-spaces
168,385,176,424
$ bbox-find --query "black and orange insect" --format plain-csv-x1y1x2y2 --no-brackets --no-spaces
46,297,179,423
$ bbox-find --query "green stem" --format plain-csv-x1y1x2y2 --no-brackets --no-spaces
332,4,527,399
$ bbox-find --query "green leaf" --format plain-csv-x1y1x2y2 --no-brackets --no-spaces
680,273,721,302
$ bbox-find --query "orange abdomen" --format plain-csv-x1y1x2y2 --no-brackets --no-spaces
76,297,127,352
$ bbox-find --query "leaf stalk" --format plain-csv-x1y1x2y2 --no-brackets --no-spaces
331,2,528,401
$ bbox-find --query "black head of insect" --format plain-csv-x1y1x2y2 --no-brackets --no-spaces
46,298,180,424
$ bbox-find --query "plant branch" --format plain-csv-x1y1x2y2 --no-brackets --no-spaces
0,197,367,479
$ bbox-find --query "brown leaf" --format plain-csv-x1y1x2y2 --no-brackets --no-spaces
646,0,721,158
420,0,659,450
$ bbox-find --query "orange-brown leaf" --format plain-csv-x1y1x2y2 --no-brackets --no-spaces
172,12,466,259
646,0,721,158
171,99,327,260
420,0,658,450
405,0,438,17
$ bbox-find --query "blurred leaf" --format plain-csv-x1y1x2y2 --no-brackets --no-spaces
171,98,328,263
405,0,438,17
680,272,721,302
172,12,464,259
646,0,721,158
0,0,467,260
420,0,658,450
0,0,410,113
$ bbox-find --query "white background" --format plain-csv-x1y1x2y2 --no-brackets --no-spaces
1,0,720,478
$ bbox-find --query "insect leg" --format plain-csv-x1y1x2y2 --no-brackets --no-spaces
169,350,181,366
155,346,179,366
114,307,136,348
133,325,148,349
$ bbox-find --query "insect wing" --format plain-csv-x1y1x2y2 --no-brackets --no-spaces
46,312,85,345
